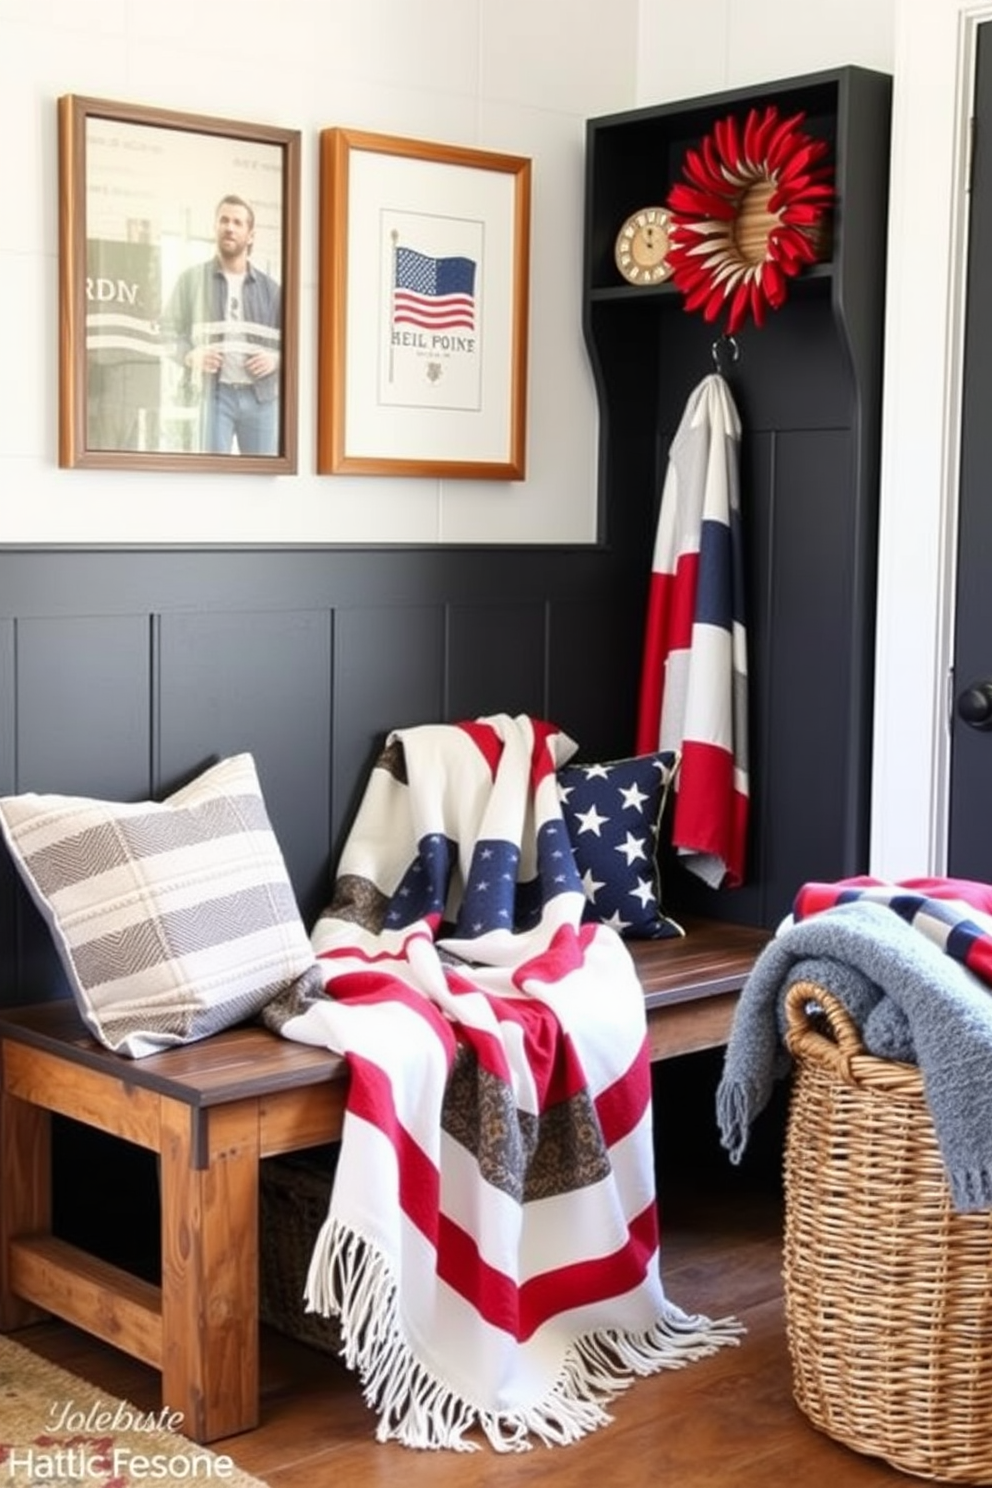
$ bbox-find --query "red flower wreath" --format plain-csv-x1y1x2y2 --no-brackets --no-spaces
665,105,834,335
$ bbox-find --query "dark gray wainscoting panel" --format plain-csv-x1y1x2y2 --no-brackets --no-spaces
548,596,642,763
0,619,17,995
0,621,14,796
157,608,335,928
330,603,446,886
0,544,635,1008
2,614,157,999
447,599,548,722
13,615,153,799
763,427,864,901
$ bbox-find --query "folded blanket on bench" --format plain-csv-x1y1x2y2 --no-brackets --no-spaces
264,714,741,1452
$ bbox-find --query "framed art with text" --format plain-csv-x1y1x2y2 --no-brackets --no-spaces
317,128,531,479
58,94,300,473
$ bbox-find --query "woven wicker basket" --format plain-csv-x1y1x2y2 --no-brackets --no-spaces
782,980,992,1484
259,1145,341,1354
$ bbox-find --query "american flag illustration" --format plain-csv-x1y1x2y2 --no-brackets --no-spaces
393,247,476,331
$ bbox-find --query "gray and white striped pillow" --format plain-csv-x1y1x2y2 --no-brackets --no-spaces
0,753,323,1057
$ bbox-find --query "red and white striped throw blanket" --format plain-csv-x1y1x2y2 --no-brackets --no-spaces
264,714,741,1451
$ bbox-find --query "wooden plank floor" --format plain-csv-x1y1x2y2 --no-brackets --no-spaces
15,1056,918,1488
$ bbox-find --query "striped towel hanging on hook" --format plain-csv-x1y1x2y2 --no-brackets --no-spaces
635,371,749,889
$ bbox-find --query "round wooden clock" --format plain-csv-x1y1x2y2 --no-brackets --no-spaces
614,206,672,285
615,203,672,284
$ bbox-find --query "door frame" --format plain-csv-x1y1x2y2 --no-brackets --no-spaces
870,0,992,878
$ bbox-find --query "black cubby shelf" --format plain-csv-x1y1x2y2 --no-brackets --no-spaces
582,66,893,931
588,261,834,306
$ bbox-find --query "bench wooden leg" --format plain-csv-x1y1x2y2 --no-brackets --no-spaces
0,1088,50,1330
159,1097,260,1443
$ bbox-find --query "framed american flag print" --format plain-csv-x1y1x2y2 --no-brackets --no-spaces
317,128,531,479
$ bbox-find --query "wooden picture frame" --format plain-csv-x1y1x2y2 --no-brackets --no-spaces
318,128,531,479
58,95,300,473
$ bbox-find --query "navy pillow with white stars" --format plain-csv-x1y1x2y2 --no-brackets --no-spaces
557,751,683,939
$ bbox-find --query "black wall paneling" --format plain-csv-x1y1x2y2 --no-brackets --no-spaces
0,545,635,1009
156,608,335,927
583,66,893,927
15,615,152,799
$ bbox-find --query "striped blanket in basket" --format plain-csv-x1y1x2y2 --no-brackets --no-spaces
263,714,741,1452
791,875,992,983
718,876,992,1214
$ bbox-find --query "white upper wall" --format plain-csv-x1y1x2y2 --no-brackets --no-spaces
635,0,893,101
0,0,641,544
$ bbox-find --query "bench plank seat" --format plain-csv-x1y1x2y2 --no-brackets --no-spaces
0,916,769,1442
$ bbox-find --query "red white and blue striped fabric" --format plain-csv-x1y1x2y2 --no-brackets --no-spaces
266,715,740,1451
791,875,992,987
636,374,749,889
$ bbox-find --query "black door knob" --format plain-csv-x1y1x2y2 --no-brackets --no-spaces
958,681,992,729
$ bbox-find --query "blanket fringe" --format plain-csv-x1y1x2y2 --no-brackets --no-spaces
305,1217,744,1453
953,1166,992,1214
716,1079,752,1165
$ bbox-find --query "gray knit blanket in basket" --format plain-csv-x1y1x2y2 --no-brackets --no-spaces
716,898,992,1213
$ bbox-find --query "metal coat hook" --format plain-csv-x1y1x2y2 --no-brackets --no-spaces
711,334,740,374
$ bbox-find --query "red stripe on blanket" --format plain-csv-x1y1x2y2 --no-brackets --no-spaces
327,969,460,1063
794,876,992,919
318,928,437,969
346,1052,660,1339
345,1053,441,1243
635,560,698,755
457,718,505,778
517,1199,661,1338
446,985,653,1139
791,878,870,918
965,938,992,984
595,1035,653,1147
445,965,605,1110
673,739,747,888
529,716,563,788
668,551,700,651
511,922,596,993
456,715,561,789
899,877,992,914
636,573,670,754
337,968,650,1164
434,1199,661,1342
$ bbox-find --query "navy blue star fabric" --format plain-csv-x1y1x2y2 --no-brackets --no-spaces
557,751,683,939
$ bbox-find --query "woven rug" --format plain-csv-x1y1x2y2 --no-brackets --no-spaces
0,1335,270,1487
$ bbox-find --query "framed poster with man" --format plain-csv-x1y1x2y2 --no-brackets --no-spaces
58,95,300,473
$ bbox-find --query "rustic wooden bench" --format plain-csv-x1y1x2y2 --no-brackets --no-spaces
0,917,769,1444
